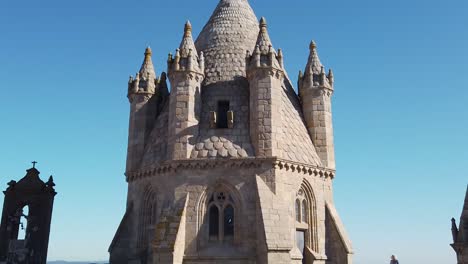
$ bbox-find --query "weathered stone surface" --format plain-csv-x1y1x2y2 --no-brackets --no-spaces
112,0,352,263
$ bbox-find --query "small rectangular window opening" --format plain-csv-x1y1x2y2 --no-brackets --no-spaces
217,101,230,129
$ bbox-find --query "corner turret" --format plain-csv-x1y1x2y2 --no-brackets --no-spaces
167,21,205,160
126,47,166,172
298,41,336,169
246,17,285,157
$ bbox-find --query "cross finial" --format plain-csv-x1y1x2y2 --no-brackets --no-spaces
32,161,38,168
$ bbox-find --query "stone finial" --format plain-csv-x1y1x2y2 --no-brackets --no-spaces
145,46,152,57
199,51,205,72
452,218,459,243
167,53,173,73
187,49,194,71
46,176,56,188
328,68,334,86
253,45,261,67
320,66,327,86
174,49,181,71
7,180,16,190
260,17,267,31
277,48,284,68
139,46,156,81
184,20,192,35
310,40,317,51
167,52,173,63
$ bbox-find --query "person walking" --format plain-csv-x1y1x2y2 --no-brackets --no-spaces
390,255,399,264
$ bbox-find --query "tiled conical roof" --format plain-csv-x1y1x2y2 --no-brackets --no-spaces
179,21,198,59
256,17,274,54
305,41,323,76
195,0,259,85
139,47,156,80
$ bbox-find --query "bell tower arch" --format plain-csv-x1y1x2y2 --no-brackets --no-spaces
0,164,57,264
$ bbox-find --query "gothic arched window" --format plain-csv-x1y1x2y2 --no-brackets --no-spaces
295,180,319,256
138,187,157,248
224,205,234,238
209,205,219,239
207,189,236,242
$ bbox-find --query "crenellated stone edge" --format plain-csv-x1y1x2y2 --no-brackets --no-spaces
125,157,336,182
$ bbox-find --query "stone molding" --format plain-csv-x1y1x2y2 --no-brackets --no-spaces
125,157,336,182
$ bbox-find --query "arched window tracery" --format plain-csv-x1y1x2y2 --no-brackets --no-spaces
138,187,157,248
294,180,319,256
206,188,236,242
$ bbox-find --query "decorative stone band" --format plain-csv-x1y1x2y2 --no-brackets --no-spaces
125,157,336,182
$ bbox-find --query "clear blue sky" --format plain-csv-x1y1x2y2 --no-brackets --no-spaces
1,0,467,263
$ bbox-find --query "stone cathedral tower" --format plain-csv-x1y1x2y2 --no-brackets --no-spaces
109,1,353,263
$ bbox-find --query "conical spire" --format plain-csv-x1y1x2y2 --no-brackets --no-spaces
256,17,274,54
305,40,323,75
139,46,156,80
179,21,198,59
195,0,258,84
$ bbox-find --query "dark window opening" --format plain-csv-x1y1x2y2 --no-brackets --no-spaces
209,205,219,239
223,205,234,238
217,101,230,129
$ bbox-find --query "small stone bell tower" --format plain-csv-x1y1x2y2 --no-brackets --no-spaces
0,164,57,264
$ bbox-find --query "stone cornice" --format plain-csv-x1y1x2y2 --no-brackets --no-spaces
125,157,335,182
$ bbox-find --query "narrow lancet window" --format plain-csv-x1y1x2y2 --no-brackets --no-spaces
302,200,308,223
296,199,301,222
206,187,237,243
209,205,220,239
224,205,235,238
